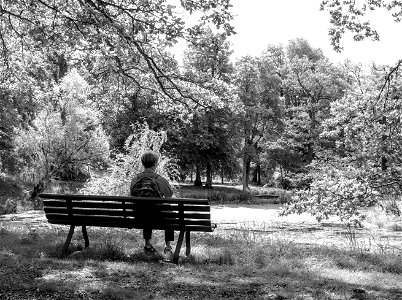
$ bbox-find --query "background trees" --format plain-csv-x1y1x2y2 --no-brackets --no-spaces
0,0,236,195
1,0,402,226
14,70,109,198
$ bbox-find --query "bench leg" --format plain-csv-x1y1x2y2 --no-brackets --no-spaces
63,225,75,255
82,226,89,248
185,231,191,256
173,230,184,264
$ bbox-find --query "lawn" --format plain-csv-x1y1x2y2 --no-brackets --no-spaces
1,180,402,299
1,205,402,299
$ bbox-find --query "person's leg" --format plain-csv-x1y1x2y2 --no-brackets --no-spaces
143,228,154,250
163,230,174,261
164,230,174,249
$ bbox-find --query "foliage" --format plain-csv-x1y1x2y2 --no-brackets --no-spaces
281,43,347,164
0,0,235,105
0,198,18,215
320,0,402,52
183,27,234,83
169,29,239,187
0,68,38,172
282,161,376,225
82,124,177,195
14,70,109,186
234,55,283,190
283,60,402,224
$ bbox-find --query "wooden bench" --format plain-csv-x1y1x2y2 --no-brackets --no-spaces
39,193,216,263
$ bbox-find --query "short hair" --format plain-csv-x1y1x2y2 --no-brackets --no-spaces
141,151,159,168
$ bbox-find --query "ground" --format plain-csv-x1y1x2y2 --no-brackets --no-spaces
1,206,402,299
1,176,402,299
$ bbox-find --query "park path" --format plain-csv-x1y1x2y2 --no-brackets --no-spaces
212,204,402,253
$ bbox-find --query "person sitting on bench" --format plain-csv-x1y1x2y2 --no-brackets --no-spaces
130,151,174,260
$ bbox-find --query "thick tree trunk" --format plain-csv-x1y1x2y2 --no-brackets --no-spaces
194,162,202,187
252,167,257,183
246,161,250,187
204,161,213,189
242,156,251,191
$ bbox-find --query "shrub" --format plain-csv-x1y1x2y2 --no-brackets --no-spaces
0,198,17,215
207,191,228,203
231,191,253,203
82,124,177,196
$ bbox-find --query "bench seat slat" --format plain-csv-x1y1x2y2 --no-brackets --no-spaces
47,218,214,232
45,213,212,225
44,207,211,220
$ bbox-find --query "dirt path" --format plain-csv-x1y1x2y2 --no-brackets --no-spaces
211,204,402,252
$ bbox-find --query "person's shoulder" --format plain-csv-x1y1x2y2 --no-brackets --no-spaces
155,174,169,183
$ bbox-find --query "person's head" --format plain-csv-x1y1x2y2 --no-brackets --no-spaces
141,151,159,169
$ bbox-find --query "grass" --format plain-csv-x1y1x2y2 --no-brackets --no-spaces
1,212,402,300
1,177,402,299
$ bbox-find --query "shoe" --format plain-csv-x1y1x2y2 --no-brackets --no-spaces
163,246,173,262
144,245,157,254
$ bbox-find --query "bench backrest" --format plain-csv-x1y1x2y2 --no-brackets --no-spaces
39,193,214,232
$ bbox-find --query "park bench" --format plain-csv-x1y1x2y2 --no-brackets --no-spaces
39,193,216,264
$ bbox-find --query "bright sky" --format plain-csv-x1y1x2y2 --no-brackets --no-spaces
227,0,402,66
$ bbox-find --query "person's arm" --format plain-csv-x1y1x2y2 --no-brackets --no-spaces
157,176,173,198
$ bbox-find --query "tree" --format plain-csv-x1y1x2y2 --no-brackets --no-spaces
320,0,402,52
282,60,402,225
287,38,324,62
174,28,238,188
183,27,234,83
0,0,235,105
281,39,347,165
234,55,283,191
14,70,109,198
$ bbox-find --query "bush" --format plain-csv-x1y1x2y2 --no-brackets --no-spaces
207,191,228,203
0,198,17,215
82,124,177,196
231,191,253,203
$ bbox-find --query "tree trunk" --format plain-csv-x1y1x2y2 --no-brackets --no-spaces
204,161,213,189
194,162,202,187
306,143,314,163
221,167,224,185
381,116,388,171
242,156,250,191
30,176,51,204
256,163,261,185
306,105,316,164
252,166,258,183
246,161,250,187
